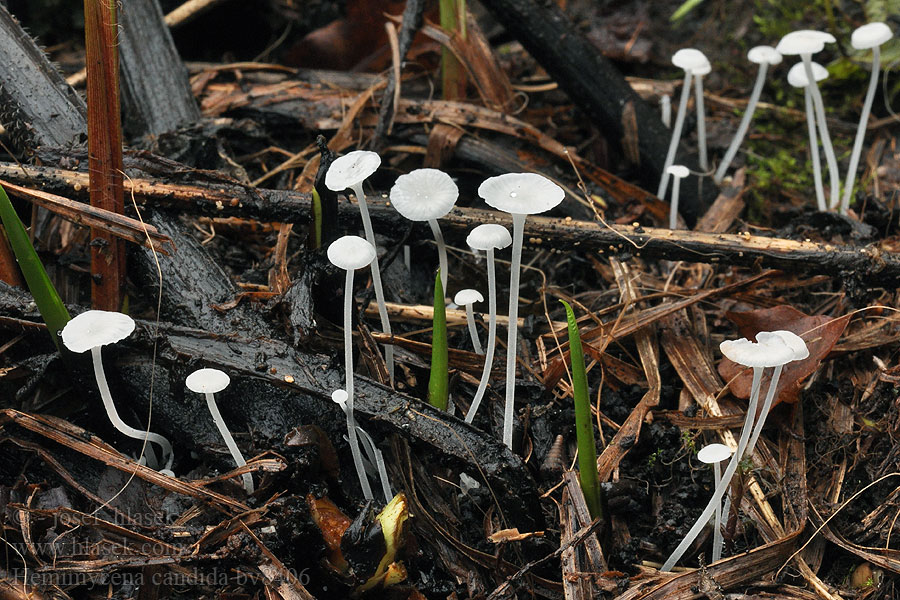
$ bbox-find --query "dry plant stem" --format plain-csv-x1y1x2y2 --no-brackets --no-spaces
714,64,768,184
712,460,723,562
502,214,526,449
464,303,483,354
801,55,840,210
694,75,708,172
658,71,692,199
841,46,880,214
343,268,374,501
466,247,497,422
669,175,682,229
91,346,172,470
803,88,827,211
661,367,763,571
428,219,449,292
350,181,394,385
743,364,784,460
205,392,254,493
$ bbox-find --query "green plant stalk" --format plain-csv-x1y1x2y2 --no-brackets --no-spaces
428,270,448,411
561,300,603,520
439,0,466,101
0,185,70,349
311,187,323,249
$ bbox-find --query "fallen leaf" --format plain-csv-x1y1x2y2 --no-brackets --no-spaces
307,494,351,572
718,305,850,407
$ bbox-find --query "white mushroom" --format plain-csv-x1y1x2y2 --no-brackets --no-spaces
479,173,564,448
186,368,253,494
666,165,690,229
777,30,841,210
333,389,392,504
842,22,894,214
326,150,394,384
714,46,783,184
327,236,377,500
464,224,512,424
697,443,734,562
61,310,173,471
658,48,711,200
454,288,485,355
788,61,830,211
390,168,459,291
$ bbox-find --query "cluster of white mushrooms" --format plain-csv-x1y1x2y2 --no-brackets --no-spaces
661,22,893,220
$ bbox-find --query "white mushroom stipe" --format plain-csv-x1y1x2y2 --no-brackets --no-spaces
327,237,376,500
692,59,711,173
390,168,459,291
788,61,830,211
697,443,733,562
842,22,894,214
454,289,485,355
186,368,253,494
666,165,689,229
479,174,564,448
61,310,173,471
714,46,782,184
356,426,392,504
326,150,395,385
660,93,671,128
464,224,512,423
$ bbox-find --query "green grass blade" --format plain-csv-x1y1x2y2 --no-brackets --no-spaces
0,185,70,348
428,270,449,411
561,300,603,520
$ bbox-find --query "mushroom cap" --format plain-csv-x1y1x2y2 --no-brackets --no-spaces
851,22,893,50
667,165,690,178
787,61,828,87
454,289,484,306
697,443,733,464
758,330,810,361
331,389,349,415
748,45,783,65
672,48,711,75
327,235,376,270
719,334,795,368
467,224,512,251
478,173,564,215
61,310,136,353
389,168,459,221
186,368,230,394
776,30,835,55
324,150,381,191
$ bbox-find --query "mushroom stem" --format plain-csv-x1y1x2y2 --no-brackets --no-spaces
714,63,769,184
694,74,708,172
803,87,828,211
801,54,841,210
669,175,682,229
658,70,693,199
350,182,394,385
712,460,723,562
90,346,173,470
660,366,763,571
428,219,449,292
841,45,881,214
465,248,497,423
343,267,374,501
660,94,671,128
344,268,378,500
743,364,785,460
502,214,526,449
205,392,254,493
464,303,483,355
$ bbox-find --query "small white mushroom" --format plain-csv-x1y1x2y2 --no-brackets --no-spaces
186,368,253,494
390,168,459,291
61,310,173,471
697,443,733,562
479,173,564,448
666,165,690,229
658,48,711,200
714,46,783,184
327,236,377,500
326,150,394,384
464,224,512,424
788,61,830,211
777,30,841,210
454,289,485,355
842,22,894,214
